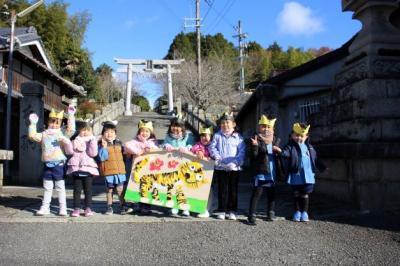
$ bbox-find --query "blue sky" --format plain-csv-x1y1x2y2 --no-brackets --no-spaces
58,0,361,106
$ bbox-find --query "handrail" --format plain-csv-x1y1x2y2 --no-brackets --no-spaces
90,99,141,135
182,104,216,136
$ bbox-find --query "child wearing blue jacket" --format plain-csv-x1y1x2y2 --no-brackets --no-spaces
279,123,326,222
209,112,245,220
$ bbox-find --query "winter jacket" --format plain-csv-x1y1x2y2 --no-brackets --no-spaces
65,136,99,176
124,137,158,160
191,141,211,158
209,130,245,171
28,115,75,163
280,138,326,180
163,132,194,149
98,139,126,176
247,133,282,177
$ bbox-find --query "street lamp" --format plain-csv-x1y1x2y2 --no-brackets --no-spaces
4,0,43,177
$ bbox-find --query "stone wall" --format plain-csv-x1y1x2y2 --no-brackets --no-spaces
310,0,400,211
91,100,140,136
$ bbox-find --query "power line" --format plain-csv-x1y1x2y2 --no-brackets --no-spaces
205,0,231,31
203,0,214,23
206,0,237,33
159,0,182,24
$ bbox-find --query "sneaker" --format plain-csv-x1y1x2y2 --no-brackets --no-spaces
227,212,237,220
182,210,190,217
71,209,80,217
120,206,133,215
36,207,50,216
247,216,256,226
293,211,301,222
84,208,93,217
59,208,68,217
216,212,226,220
301,211,309,222
105,206,113,215
266,211,276,221
170,208,179,215
197,210,210,218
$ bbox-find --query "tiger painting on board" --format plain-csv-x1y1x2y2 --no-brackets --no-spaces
132,157,209,210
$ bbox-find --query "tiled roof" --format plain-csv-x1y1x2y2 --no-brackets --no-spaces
0,26,40,48
0,27,86,96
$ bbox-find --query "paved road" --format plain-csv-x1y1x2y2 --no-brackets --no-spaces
0,218,399,265
116,112,172,143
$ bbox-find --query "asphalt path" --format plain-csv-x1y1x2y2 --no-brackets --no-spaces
0,219,399,265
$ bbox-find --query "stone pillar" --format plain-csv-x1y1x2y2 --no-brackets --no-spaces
167,64,174,113
125,64,133,116
18,82,44,185
310,0,400,211
175,97,182,115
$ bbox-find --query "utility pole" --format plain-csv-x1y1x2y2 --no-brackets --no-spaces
196,0,201,87
233,20,247,92
184,1,202,89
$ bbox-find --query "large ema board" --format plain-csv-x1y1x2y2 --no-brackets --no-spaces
125,150,214,214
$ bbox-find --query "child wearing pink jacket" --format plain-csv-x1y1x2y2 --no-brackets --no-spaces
65,122,99,217
191,126,214,218
124,119,158,214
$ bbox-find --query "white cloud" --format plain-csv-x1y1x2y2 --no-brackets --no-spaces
145,16,159,24
277,2,324,36
124,19,137,29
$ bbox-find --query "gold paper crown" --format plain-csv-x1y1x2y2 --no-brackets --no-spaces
219,112,234,121
199,125,213,135
138,120,153,132
258,115,276,127
293,123,310,136
49,109,64,119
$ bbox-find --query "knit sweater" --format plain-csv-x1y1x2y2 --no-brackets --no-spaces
29,125,74,162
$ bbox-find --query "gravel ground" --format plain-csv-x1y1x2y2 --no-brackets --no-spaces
0,218,399,265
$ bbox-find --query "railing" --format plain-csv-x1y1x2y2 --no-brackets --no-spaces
182,104,216,135
90,100,141,135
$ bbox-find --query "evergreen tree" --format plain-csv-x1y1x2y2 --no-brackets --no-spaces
0,0,99,102
132,94,151,112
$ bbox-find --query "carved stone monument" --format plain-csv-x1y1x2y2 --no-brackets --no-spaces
18,82,44,185
311,0,400,211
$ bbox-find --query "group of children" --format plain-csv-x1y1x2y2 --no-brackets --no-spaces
28,107,325,224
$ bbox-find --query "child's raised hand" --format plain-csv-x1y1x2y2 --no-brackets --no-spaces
272,146,282,153
165,144,174,152
101,139,108,148
67,105,76,116
250,136,258,146
29,113,39,124
225,162,236,171
196,151,205,160
144,147,151,153
58,136,69,144
179,147,189,154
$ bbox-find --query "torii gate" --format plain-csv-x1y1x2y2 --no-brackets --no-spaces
114,58,184,116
